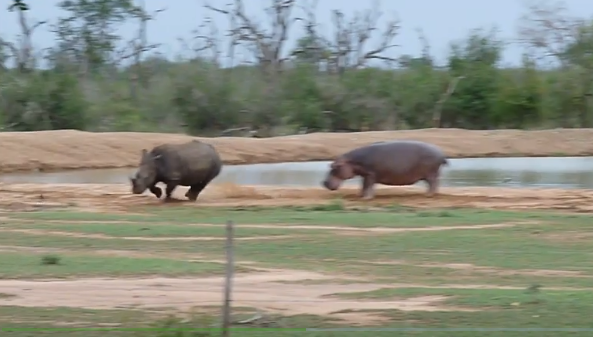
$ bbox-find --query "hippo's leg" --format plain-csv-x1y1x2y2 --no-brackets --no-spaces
164,183,179,201
360,174,376,200
149,185,162,199
425,173,440,197
185,182,206,201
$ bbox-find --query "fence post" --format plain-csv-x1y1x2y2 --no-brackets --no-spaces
221,220,235,337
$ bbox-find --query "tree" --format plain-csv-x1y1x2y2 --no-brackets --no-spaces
2,0,45,72
52,0,140,75
444,28,503,128
8,0,28,11
517,0,593,127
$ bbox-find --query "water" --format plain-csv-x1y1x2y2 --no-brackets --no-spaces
1,157,593,189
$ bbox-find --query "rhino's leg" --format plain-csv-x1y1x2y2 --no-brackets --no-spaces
149,185,162,199
164,183,178,201
185,182,208,201
185,187,199,201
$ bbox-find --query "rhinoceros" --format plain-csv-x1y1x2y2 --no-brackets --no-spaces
129,140,223,201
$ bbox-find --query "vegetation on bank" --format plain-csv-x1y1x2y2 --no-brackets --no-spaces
4,1,593,135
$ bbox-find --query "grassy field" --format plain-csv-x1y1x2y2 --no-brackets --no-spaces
0,203,592,336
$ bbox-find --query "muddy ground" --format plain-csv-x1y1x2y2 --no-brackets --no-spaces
1,128,593,173
2,182,592,213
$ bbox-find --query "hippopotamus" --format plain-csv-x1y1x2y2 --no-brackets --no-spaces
321,140,449,200
130,139,223,201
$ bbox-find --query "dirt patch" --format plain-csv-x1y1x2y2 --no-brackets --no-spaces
0,220,539,239
1,182,593,213
434,263,588,277
329,222,535,237
539,231,593,243
0,266,590,326
0,270,481,325
5,220,139,224
182,222,536,233
329,311,393,325
0,270,589,325
359,260,590,278
1,129,593,173
0,228,304,242
1,220,535,232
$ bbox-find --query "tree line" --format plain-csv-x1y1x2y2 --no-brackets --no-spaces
1,0,593,136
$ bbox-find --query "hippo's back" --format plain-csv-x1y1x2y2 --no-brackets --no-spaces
347,140,446,165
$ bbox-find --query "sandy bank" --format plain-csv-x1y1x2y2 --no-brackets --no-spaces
1,128,592,173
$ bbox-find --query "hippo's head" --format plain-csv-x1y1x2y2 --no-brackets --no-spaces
129,149,160,194
322,157,356,191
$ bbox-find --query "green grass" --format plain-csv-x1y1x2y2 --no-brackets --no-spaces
11,211,157,222
0,306,340,337
229,228,593,275
13,206,579,228
4,291,593,337
2,205,593,336
14,222,330,238
3,207,593,279
0,252,227,278
326,287,593,336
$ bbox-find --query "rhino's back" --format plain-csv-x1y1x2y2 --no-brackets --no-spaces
153,140,222,183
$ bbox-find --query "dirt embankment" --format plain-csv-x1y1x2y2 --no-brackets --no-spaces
1,128,593,173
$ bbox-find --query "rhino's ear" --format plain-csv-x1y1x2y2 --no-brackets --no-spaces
152,154,169,176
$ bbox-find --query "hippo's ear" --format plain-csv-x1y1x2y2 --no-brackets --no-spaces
350,162,368,176
141,149,148,157
332,157,349,168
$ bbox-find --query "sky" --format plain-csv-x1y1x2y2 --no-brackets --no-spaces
1,0,593,68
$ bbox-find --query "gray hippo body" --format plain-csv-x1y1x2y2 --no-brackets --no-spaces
130,140,222,201
322,140,448,199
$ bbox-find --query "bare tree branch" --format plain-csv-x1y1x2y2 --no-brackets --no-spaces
4,3,46,71
204,0,298,75
517,0,578,64
191,16,222,64
121,1,165,101
298,0,400,74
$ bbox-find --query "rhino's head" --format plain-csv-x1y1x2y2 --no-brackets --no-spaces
130,149,161,194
